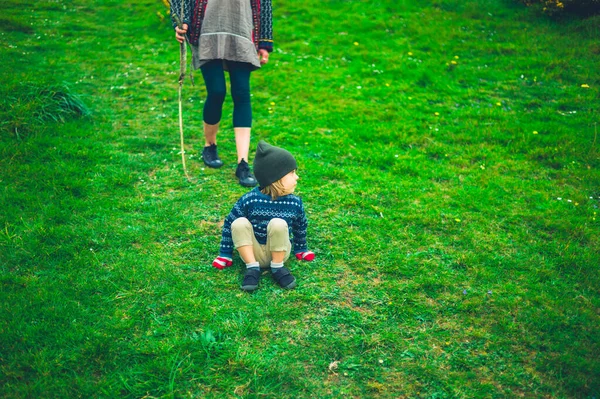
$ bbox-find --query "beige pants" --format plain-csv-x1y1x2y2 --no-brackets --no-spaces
231,217,292,268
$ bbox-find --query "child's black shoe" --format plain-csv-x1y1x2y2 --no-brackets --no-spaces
241,268,262,292
271,267,296,289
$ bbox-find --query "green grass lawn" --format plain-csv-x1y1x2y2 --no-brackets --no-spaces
1,0,599,397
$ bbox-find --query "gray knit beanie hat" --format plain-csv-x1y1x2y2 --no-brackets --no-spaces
253,140,297,188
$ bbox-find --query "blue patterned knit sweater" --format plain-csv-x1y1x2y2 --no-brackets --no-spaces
219,187,308,258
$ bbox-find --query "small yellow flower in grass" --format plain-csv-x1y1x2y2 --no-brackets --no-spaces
455,218,461,223
408,52,413,56
454,55,459,59
353,42,359,46
450,60,458,65
434,112,440,116
480,164,485,170
496,102,502,106
581,84,590,88
575,202,579,206
385,83,390,87
270,101,275,106
304,142,308,145
533,131,538,135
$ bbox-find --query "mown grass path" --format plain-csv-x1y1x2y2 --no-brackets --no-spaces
1,0,599,397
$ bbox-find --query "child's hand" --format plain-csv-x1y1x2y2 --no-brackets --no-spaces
212,256,233,270
295,251,315,261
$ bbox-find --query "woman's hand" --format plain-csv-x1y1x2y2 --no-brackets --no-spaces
175,23,188,44
258,49,269,65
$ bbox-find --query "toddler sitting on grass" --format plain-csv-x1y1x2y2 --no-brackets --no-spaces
212,140,314,291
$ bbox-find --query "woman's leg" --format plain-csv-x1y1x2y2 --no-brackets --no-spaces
200,60,227,135
234,127,251,164
204,122,219,148
200,60,226,168
227,61,257,186
228,61,253,163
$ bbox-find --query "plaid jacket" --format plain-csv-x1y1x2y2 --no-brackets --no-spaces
171,0,273,52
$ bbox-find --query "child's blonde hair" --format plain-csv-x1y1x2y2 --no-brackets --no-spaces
261,178,288,201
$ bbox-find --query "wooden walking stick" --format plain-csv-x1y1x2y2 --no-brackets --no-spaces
170,0,194,181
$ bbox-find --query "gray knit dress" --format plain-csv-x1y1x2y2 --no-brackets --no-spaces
193,0,261,70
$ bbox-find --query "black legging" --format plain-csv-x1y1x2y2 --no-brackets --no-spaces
200,60,253,128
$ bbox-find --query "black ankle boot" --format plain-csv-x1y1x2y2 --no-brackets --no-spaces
202,144,224,168
235,159,257,187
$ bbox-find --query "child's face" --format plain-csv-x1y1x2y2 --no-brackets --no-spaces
280,170,299,195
